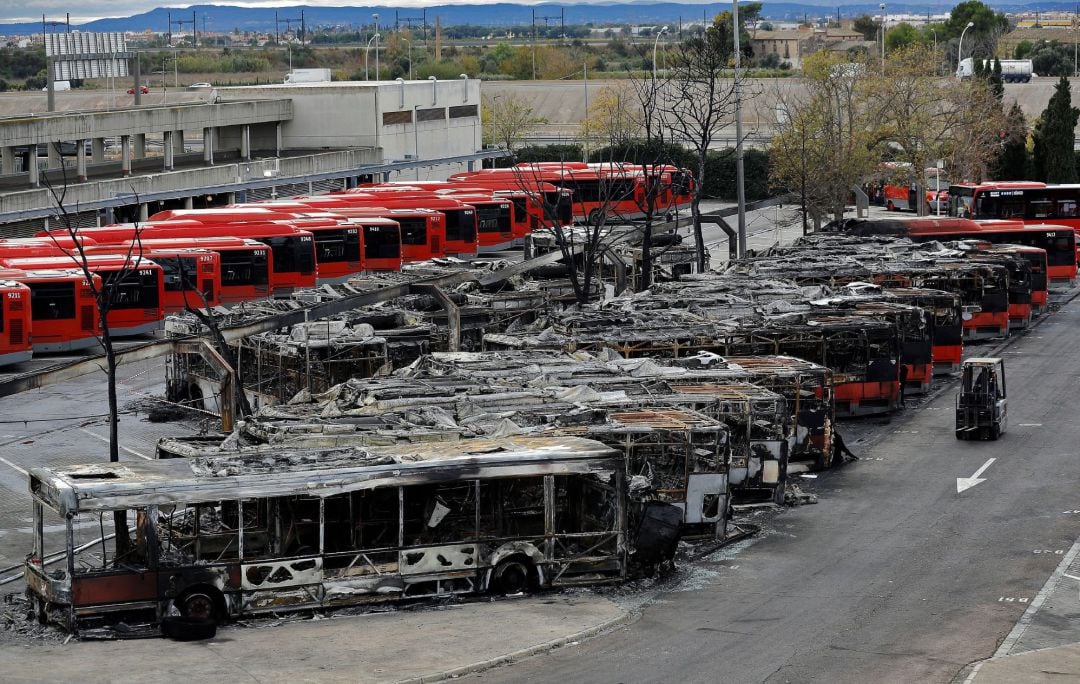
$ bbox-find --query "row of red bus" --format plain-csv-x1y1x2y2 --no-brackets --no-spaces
0,164,698,365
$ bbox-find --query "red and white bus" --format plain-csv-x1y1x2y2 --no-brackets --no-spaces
87,245,222,312
0,269,102,353
878,162,949,213
0,255,164,337
332,190,477,256
122,238,272,304
452,163,694,225
0,276,32,366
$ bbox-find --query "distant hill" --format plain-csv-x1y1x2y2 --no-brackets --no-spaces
2,1,1077,36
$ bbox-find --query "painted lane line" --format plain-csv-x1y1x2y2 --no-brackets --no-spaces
957,458,996,494
0,455,27,477
993,536,1080,657
1018,423,1043,427
77,428,151,461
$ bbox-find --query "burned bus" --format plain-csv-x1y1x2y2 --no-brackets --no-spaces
24,436,682,635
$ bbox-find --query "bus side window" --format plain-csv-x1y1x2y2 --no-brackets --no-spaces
402,482,478,546
1060,200,1078,217
478,477,545,539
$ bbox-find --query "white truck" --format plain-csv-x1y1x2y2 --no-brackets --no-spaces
283,68,332,84
956,58,1033,83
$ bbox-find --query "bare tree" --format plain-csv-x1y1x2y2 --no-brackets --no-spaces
483,92,548,153
659,24,740,271
40,147,147,560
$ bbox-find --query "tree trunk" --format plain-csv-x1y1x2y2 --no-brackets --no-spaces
691,198,706,272
102,324,131,561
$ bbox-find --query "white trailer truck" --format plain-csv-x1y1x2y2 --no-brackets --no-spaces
956,58,1033,83
284,68,332,84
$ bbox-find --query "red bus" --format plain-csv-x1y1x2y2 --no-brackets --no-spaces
0,255,163,337
360,182,527,245
73,223,315,295
124,238,272,304
353,217,402,272
0,269,101,353
0,276,33,366
455,163,693,225
87,245,222,312
877,162,949,213
445,174,575,230
299,202,443,263
332,190,477,256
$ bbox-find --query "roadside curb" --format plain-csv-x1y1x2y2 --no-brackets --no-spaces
395,604,637,684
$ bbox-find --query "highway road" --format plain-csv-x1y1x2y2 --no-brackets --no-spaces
467,296,1080,682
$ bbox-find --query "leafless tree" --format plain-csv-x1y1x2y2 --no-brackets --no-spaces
40,145,148,560
659,25,741,271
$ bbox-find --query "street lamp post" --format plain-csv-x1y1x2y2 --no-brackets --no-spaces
404,38,413,80
957,21,975,78
413,103,422,179
652,25,668,82
879,3,886,72
365,33,379,80
373,14,380,80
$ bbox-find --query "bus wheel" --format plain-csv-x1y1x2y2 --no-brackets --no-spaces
588,209,605,227
176,588,220,622
492,557,534,595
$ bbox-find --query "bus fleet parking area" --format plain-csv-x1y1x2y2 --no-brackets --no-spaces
4,208,1080,682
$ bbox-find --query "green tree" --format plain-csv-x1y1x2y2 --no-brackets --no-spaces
1029,41,1074,77
944,1,1009,39
852,15,879,41
885,23,921,52
992,102,1029,180
1032,76,1079,182
990,58,1004,101
1013,39,1034,59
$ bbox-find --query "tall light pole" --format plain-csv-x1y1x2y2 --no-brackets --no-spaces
373,13,380,80
652,25,668,82
957,21,975,78
733,0,746,257
365,33,379,80
929,27,938,75
488,94,501,162
413,103,422,179
404,38,413,80
879,3,886,72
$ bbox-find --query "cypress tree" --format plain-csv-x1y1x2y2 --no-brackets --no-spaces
1032,76,1079,182
991,58,1004,101
992,102,1029,180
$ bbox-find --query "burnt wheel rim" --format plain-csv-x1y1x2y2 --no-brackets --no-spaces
181,593,215,620
497,562,528,594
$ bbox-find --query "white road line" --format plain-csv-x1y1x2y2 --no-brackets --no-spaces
1018,423,1043,427
77,428,151,461
0,455,27,477
993,536,1080,658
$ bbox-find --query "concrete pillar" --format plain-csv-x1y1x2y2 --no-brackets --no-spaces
91,137,105,165
133,133,146,159
226,192,236,204
241,124,251,161
1,146,14,175
184,196,194,210
28,150,39,188
275,123,283,156
163,131,174,171
467,160,475,172
104,206,115,225
47,142,62,170
76,139,87,182
138,203,149,222
173,130,185,155
202,127,215,165
120,135,131,176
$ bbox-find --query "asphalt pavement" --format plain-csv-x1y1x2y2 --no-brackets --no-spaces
464,296,1080,682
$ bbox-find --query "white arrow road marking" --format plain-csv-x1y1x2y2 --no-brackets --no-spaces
957,457,996,494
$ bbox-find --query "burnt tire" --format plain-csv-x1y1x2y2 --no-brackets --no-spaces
587,209,605,227
176,588,220,622
492,558,533,595
161,615,217,641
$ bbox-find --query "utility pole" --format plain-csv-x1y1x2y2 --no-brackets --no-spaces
582,62,589,163
733,0,747,256
193,10,197,49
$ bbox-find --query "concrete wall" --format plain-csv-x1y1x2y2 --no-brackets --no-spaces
0,99,292,148
221,79,482,166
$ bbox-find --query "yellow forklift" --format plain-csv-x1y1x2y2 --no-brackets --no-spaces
955,358,1007,440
